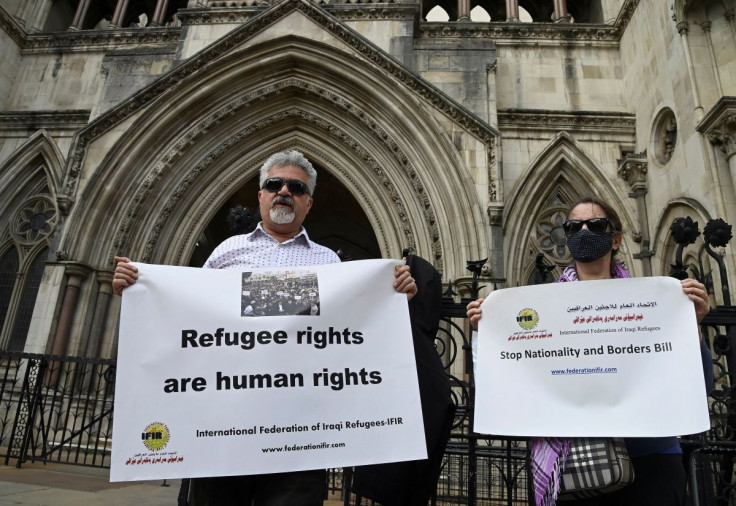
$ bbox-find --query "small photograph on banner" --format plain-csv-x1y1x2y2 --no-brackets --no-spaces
241,269,321,317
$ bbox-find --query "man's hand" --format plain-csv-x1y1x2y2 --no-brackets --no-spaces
112,256,138,296
394,260,417,301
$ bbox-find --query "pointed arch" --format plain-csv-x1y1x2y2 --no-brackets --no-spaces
59,33,493,281
674,0,723,22
0,129,63,264
0,129,64,209
652,198,713,281
0,130,63,350
424,1,457,21
427,5,452,21
470,6,491,22
503,132,634,285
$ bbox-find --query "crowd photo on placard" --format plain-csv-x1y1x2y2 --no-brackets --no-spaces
241,270,321,317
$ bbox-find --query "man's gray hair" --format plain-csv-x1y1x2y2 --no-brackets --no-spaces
259,150,317,196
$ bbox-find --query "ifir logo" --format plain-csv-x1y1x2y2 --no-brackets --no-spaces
516,308,539,330
142,422,170,451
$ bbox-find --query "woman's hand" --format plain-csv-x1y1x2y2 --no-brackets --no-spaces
466,298,485,330
681,278,710,325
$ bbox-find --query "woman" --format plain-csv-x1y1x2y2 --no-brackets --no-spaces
466,196,713,506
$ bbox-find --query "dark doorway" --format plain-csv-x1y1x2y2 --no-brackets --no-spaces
189,168,381,266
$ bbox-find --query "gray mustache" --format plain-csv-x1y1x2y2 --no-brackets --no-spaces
272,196,294,209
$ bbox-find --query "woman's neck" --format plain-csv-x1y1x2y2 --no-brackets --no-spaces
575,256,613,281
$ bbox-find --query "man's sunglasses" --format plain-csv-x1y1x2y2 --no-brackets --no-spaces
562,218,613,236
261,178,309,196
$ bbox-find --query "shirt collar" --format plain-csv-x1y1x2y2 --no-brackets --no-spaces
251,222,312,247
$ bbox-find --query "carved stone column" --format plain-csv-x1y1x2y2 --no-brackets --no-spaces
617,153,651,276
726,10,736,44
487,202,505,284
505,0,519,21
69,0,92,30
50,262,91,357
553,0,571,22
457,0,470,22
47,262,91,386
677,21,705,121
151,0,171,26
702,22,724,96
110,0,131,28
81,270,114,358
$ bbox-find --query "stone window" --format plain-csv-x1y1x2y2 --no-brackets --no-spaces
5,251,47,351
518,6,533,22
422,0,604,23
427,5,452,21
0,194,58,351
0,247,19,341
0,245,49,351
470,6,491,21
650,108,678,165
43,0,188,31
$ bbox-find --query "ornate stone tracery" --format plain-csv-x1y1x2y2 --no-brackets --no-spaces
10,196,58,245
535,205,570,263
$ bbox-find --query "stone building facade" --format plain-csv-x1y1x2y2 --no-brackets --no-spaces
0,0,733,358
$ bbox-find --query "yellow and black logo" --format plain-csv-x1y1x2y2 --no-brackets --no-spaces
141,422,170,452
516,308,539,330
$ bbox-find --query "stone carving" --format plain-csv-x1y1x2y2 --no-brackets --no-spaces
419,22,618,42
488,140,500,202
498,109,636,132
651,108,677,164
10,195,58,245
535,206,571,263
114,96,445,271
617,152,648,192
24,27,180,52
698,98,736,159
0,4,26,47
487,203,503,225
707,128,736,158
0,110,90,130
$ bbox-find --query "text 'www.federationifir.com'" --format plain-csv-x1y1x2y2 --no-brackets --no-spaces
550,367,618,375
261,442,347,453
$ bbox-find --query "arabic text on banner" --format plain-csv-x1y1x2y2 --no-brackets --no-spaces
473,276,710,437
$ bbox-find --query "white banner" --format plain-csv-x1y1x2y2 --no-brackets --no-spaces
111,259,425,481
473,276,710,437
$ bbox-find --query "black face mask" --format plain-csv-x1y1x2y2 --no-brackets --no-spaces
567,229,613,263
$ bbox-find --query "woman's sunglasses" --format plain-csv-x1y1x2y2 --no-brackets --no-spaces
261,177,309,196
562,218,612,236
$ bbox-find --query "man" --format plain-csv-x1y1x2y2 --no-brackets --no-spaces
112,150,417,505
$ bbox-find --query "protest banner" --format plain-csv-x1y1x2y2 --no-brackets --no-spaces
473,276,710,437
110,259,425,481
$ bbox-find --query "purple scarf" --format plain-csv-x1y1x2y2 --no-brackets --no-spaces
531,261,631,506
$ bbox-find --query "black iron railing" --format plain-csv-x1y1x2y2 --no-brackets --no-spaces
3,216,736,505
0,352,115,468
